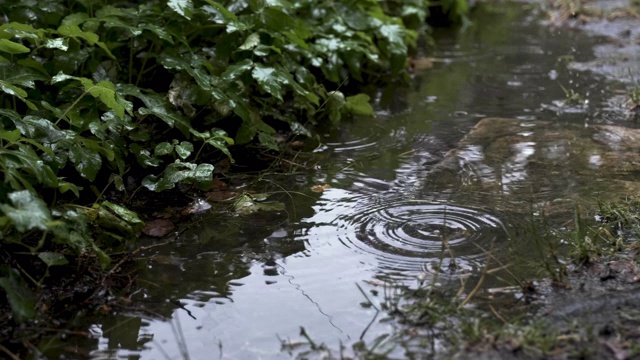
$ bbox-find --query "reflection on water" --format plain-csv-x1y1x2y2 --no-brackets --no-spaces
81,3,640,359
317,193,506,281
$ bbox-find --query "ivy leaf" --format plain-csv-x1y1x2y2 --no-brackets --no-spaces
0,190,52,232
168,0,194,20
0,39,30,54
345,94,375,116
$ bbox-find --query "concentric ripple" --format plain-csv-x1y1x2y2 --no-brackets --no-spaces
335,200,507,280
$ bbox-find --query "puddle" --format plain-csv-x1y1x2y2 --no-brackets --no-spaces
77,3,640,359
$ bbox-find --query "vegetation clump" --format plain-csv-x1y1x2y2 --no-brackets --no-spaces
0,0,468,356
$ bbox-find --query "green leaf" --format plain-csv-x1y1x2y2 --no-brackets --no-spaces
233,194,285,215
17,59,48,76
221,59,253,81
0,39,30,54
101,201,143,226
120,85,191,135
58,24,99,45
378,24,407,55
252,64,286,101
159,52,213,92
168,0,194,20
239,33,260,50
0,79,27,98
59,181,81,197
143,162,215,191
87,80,125,119
0,79,37,110
155,142,174,156
0,190,52,232
51,74,126,119
236,123,257,144
38,252,69,266
258,132,278,150
0,268,36,323
44,38,69,50
175,141,193,159
69,145,102,181
345,94,375,116
0,129,21,142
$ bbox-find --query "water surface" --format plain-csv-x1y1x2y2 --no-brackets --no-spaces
82,3,639,359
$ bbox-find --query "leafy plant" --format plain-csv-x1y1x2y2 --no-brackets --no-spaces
0,0,469,333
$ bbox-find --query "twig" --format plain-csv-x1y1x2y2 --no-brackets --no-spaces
489,305,508,325
0,344,20,360
102,241,169,285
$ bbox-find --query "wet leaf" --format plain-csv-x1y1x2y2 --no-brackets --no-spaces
143,162,214,191
0,190,52,232
168,0,194,20
222,59,253,80
181,198,212,216
175,141,193,159
44,38,69,50
345,94,374,116
378,24,407,55
58,181,81,197
205,191,237,202
252,64,286,101
233,194,285,215
38,252,69,266
239,33,260,50
311,184,331,193
121,85,191,135
58,24,99,45
142,218,175,237
0,267,36,323
69,145,102,181
101,201,143,226
155,142,174,156
258,132,278,150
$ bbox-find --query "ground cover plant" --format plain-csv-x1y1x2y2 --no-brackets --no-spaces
0,0,468,357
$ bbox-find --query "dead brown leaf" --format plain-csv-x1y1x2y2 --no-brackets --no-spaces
142,219,175,237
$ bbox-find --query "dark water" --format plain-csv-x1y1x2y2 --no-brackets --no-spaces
77,3,638,359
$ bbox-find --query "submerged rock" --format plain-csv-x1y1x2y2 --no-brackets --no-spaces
430,117,640,216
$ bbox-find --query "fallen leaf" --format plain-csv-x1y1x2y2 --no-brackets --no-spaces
289,140,305,149
142,219,175,237
205,191,238,202
311,184,331,193
210,178,229,190
181,198,212,216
